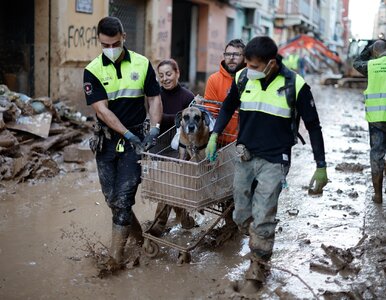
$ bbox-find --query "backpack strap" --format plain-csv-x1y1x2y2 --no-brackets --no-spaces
236,68,249,99
282,66,306,145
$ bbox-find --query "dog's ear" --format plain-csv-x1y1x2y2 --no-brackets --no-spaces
201,110,210,127
175,111,182,128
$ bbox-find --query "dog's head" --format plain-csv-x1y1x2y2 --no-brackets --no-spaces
175,107,210,134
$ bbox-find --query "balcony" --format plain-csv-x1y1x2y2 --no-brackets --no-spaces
275,0,320,32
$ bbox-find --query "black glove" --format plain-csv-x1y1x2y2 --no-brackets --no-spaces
143,126,160,151
123,130,143,155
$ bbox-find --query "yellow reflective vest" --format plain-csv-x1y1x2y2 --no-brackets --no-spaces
235,71,305,119
283,54,299,71
85,50,149,101
364,56,386,122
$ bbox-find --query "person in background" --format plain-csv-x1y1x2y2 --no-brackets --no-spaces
282,51,300,73
83,16,162,270
204,38,246,144
205,36,327,293
148,58,196,237
203,39,247,232
157,59,195,133
353,39,386,203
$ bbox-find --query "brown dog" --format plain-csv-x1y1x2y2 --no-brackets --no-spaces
175,106,211,162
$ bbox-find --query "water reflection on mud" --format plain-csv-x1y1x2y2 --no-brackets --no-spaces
1,81,385,299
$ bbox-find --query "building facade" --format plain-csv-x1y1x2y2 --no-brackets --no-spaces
2,0,375,114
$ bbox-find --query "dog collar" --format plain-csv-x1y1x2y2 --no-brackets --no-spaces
179,142,207,152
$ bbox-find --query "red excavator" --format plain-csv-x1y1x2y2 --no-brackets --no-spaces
278,34,375,88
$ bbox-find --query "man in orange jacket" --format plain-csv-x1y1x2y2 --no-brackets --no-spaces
204,39,246,144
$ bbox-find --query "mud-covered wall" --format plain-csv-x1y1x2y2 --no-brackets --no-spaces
145,0,173,67
50,1,108,114
34,0,49,98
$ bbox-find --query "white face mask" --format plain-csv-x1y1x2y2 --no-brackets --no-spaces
246,68,266,80
103,46,123,62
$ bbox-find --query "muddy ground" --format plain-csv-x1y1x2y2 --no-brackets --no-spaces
1,77,386,300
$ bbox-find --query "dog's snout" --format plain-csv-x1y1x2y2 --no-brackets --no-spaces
188,124,196,133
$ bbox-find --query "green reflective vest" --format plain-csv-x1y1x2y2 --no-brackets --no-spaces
85,50,149,101
364,56,386,122
235,71,305,118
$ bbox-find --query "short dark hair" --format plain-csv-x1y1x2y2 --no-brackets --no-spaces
225,39,245,51
373,39,386,57
157,59,180,73
244,36,278,63
97,17,124,36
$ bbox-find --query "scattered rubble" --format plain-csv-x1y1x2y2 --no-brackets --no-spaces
0,84,93,182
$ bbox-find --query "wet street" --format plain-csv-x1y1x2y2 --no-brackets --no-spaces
1,77,386,299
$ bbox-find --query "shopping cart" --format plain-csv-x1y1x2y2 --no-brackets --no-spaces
140,99,239,264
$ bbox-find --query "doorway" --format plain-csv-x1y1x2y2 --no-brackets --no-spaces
0,0,35,95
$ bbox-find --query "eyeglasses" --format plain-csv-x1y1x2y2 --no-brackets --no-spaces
223,52,243,58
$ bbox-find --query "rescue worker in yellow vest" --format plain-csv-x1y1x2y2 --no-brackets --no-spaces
354,39,386,203
283,52,300,72
205,36,328,293
83,17,162,270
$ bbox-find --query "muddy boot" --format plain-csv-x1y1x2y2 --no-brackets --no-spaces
223,201,237,230
240,260,265,294
107,223,130,271
238,217,253,236
127,213,143,246
372,173,383,203
148,203,171,237
175,208,195,229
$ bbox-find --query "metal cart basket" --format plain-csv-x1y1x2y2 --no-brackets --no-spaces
140,100,238,263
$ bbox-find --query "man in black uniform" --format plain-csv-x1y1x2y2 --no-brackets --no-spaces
83,16,162,269
206,36,328,293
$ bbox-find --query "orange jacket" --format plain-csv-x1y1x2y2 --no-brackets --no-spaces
204,62,238,144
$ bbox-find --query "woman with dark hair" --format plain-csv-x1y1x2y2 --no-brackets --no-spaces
157,59,195,133
148,59,195,237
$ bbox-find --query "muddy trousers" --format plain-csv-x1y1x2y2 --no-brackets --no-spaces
233,157,287,280
369,123,386,203
96,135,142,226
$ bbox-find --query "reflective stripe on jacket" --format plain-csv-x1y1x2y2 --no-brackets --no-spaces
364,56,386,122
235,71,305,118
85,51,148,101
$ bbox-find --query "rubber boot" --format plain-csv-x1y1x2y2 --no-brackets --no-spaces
372,172,383,203
127,213,143,246
174,207,195,229
240,259,265,294
149,203,171,237
223,200,237,230
108,223,130,270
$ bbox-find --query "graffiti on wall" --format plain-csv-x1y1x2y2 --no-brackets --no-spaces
67,25,98,48
157,17,170,59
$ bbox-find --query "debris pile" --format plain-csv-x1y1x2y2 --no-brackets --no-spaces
0,84,93,182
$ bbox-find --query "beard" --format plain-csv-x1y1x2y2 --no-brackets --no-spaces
223,61,246,75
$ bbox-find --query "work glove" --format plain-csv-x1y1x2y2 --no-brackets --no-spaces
308,167,328,195
205,133,218,162
143,126,160,151
123,130,144,155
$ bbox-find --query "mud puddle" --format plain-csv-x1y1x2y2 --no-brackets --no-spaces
1,79,386,299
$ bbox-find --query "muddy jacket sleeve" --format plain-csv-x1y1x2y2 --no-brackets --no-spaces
212,81,240,134
353,46,372,77
297,83,326,164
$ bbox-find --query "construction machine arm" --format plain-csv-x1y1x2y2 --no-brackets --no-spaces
278,34,342,65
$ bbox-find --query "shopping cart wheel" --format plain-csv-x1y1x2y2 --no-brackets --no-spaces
177,252,191,265
142,238,159,258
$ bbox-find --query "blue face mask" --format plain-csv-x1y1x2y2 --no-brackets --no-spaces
246,68,266,80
